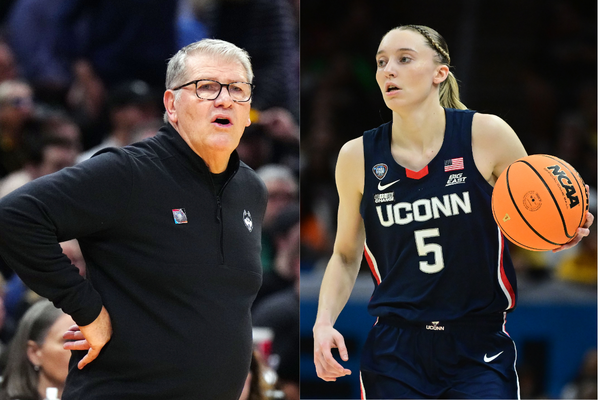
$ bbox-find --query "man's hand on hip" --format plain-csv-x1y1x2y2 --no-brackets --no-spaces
63,306,113,369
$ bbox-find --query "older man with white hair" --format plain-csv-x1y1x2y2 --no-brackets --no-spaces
0,39,267,400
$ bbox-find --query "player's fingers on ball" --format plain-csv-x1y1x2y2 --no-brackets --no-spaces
554,234,583,252
584,212,594,228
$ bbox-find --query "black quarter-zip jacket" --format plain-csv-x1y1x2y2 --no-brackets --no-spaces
0,124,268,399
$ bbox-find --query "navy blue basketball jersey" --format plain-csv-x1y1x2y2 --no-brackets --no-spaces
359,108,517,322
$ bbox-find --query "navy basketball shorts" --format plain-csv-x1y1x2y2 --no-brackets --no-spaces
359,313,519,399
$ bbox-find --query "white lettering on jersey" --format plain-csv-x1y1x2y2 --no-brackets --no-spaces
374,192,395,203
376,191,472,226
445,173,467,187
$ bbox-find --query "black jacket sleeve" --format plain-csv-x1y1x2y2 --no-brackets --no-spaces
0,148,133,325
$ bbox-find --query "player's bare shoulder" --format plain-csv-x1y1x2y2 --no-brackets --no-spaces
472,113,517,146
336,137,365,195
472,113,527,185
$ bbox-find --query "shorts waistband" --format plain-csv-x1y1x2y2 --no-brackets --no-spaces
377,313,505,332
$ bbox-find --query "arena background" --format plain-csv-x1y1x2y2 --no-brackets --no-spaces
299,0,597,398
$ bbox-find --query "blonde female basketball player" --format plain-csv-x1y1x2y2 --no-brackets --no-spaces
313,25,594,399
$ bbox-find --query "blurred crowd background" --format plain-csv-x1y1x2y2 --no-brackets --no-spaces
299,0,597,399
0,1,299,399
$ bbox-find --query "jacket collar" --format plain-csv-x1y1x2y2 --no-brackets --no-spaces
155,123,240,178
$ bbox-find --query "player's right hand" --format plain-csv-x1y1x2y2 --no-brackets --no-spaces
64,306,113,369
313,323,352,381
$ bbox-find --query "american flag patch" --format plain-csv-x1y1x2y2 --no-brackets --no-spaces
444,157,464,172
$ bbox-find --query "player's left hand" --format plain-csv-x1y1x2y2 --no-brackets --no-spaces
553,185,594,253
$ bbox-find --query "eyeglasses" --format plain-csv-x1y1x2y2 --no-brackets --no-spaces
172,79,254,103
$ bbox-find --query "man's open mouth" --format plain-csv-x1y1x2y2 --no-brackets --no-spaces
212,116,232,126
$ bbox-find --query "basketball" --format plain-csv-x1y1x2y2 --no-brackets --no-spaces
491,154,588,251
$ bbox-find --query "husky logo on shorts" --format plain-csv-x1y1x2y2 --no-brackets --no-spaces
243,210,253,232
172,209,188,224
372,163,388,180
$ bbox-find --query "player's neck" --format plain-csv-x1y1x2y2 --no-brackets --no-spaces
390,103,445,151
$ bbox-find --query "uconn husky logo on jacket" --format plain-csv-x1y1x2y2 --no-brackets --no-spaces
359,108,517,322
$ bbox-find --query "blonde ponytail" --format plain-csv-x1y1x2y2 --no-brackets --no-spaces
440,71,467,110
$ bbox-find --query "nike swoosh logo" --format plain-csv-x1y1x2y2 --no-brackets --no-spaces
484,351,504,363
377,179,400,191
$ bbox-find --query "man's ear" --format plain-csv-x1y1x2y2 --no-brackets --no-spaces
433,64,449,85
163,90,178,124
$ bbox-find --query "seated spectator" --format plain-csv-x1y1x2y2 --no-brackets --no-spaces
256,164,298,272
5,0,72,106
77,80,160,162
0,80,35,177
0,40,18,84
253,204,299,307
0,133,79,198
237,107,299,172
252,205,299,400
0,299,75,400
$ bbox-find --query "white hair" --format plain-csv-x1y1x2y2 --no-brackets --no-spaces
256,164,298,193
0,80,31,103
163,39,253,123
165,39,253,90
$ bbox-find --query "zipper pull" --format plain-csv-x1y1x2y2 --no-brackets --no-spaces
216,196,222,222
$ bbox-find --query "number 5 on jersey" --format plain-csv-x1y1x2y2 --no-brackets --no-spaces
415,228,444,273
